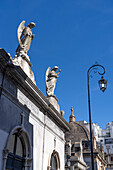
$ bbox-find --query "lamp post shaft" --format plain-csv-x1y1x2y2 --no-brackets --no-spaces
87,73,94,170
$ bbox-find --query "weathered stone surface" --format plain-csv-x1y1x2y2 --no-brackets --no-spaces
46,95,60,112
13,55,36,84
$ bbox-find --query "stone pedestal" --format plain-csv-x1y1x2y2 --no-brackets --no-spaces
13,51,36,84
47,95,60,112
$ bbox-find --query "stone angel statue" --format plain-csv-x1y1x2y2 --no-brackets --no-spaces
16,20,35,54
46,66,61,96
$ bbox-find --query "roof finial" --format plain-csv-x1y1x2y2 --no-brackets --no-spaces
69,107,75,122
71,107,74,115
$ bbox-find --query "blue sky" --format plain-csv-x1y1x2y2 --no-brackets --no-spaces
0,0,113,129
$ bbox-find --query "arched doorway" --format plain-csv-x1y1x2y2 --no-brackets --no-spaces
3,127,32,170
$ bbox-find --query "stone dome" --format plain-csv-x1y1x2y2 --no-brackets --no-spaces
65,121,90,143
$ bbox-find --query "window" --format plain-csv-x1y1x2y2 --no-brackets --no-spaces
106,132,110,137
75,147,80,152
82,141,89,149
49,151,60,170
105,138,113,144
6,133,25,170
111,157,113,162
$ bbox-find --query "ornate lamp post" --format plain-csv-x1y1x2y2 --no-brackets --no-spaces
87,64,107,170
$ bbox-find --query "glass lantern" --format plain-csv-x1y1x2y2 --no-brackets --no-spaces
98,76,107,92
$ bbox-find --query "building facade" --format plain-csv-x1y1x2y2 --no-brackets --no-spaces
0,47,69,170
78,121,113,169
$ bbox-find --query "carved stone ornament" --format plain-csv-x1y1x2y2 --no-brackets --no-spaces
46,66,61,96
60,110,64,117
13,20,36,84
16,20,35,55
46,66,61,112
69,107,75,122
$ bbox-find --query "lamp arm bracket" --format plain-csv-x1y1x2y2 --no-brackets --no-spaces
87,64,105,77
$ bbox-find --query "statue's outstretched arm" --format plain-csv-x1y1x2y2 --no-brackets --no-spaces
56,69,61,76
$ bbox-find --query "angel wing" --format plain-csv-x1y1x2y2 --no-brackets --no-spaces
46,67,51,83
17,20,25,47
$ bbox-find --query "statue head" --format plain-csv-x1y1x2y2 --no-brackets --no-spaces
27,22,35,29
52,66,58,71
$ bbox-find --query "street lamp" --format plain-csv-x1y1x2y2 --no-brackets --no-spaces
87,64,107,170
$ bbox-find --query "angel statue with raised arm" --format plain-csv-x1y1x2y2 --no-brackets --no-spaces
46,66,61,96
16,20,35,55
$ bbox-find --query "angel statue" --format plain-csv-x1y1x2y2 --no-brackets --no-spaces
16,20,35,55
46,66,61,96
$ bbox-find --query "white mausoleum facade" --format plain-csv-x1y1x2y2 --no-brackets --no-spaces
0,48,69,170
